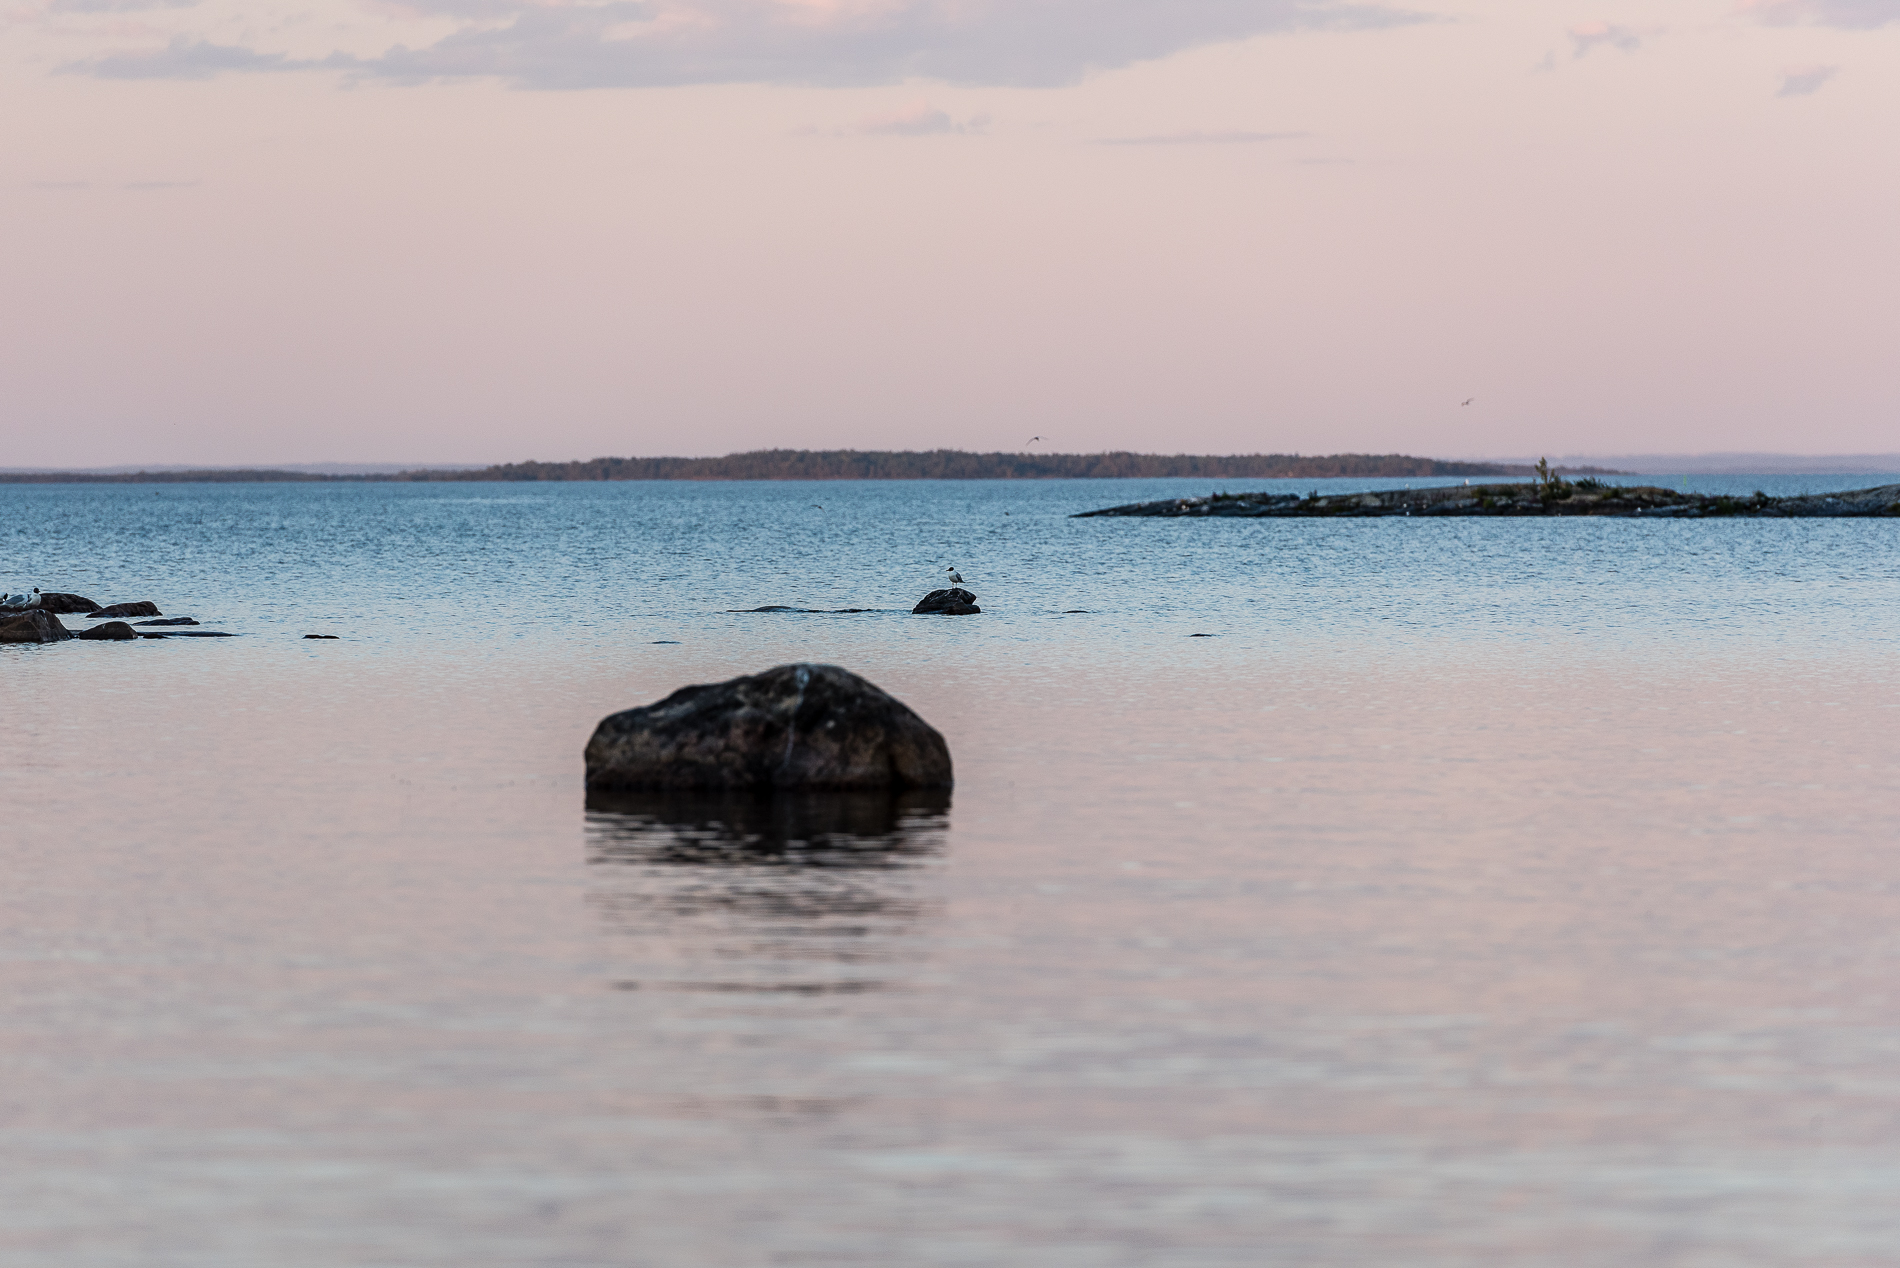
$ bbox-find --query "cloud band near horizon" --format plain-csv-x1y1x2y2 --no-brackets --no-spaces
65,0,1420,90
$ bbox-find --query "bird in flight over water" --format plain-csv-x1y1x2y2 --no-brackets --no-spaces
945,566,966,587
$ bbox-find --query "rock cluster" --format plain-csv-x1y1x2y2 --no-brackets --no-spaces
585,663,953,793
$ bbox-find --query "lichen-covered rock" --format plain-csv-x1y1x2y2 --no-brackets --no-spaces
0,610,70,643
585,663,953,792
77,621,139,641
92,602,161,619
912,587,981,615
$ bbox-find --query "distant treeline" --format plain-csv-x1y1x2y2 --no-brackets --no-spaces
0,468,339,484
386,450,1519,481
0,450,1624,484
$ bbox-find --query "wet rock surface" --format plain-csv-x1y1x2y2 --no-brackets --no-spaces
1076,481,1900,519
912,587,981,615
76,621,139,641
0,611,71,643
135,617,199,626
585,663,953,793
36,593,101,614
92,601,162,618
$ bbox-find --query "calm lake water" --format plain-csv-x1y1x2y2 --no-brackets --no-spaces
4,476,1899,1266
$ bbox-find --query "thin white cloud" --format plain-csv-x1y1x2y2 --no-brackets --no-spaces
71,36,330,79
854,104,987,135
1777,63,1840,94
47,0,195,11
65,0,1423,89
1744,0,1900,28
1568,21,1644,56
1094,129,1309,145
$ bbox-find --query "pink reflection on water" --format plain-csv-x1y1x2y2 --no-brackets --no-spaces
2,641,1898,1263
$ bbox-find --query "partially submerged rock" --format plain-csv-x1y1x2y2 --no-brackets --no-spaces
36,593,101,615
77,621,139,641
585,663,953,793
912,587,981,615
135,617,199,626
0,610,70,644
92,602,161,618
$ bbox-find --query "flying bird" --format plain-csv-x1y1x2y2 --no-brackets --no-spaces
1026,436,1043,445
1460,398,1475,407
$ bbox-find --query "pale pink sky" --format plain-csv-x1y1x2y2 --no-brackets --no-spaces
3,0,1896,466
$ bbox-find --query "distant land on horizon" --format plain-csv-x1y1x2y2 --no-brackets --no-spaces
1517,453,1900,476
0,450,1617,483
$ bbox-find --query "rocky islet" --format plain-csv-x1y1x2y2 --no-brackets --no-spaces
1076,481,1900,519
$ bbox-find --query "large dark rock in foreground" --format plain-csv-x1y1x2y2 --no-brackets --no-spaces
1075,481,1900,519
0,610,71,643
93,601,161,618
77,621,139,641
585,663,953,793
37,593,100,614
912,587,981,615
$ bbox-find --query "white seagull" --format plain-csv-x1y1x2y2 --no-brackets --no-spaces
945,566,966,587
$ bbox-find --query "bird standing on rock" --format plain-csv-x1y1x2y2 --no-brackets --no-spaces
945,567,966,587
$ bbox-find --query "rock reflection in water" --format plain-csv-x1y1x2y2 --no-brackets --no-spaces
584,789,949,997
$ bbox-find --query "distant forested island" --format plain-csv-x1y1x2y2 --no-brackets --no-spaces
0,449,1624,484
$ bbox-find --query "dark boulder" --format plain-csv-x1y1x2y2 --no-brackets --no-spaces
37,593,101,615
912,587,981,615
0,610,71,643
135,617,199,626
585,663,953,793
303,634,339,640
93,602,161,619
77,621,139,641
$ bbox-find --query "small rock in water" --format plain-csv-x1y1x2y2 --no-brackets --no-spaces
92,602,161,619
303,634,339,640
585,663,953,792
36,593,101,615
0,610,71,643
76,621,139,641
136,617,200,626
912,587,981,616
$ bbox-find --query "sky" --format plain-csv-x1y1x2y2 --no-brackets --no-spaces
3,0,1896,467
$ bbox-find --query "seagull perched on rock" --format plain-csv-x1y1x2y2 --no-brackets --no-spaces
945,566,966,587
